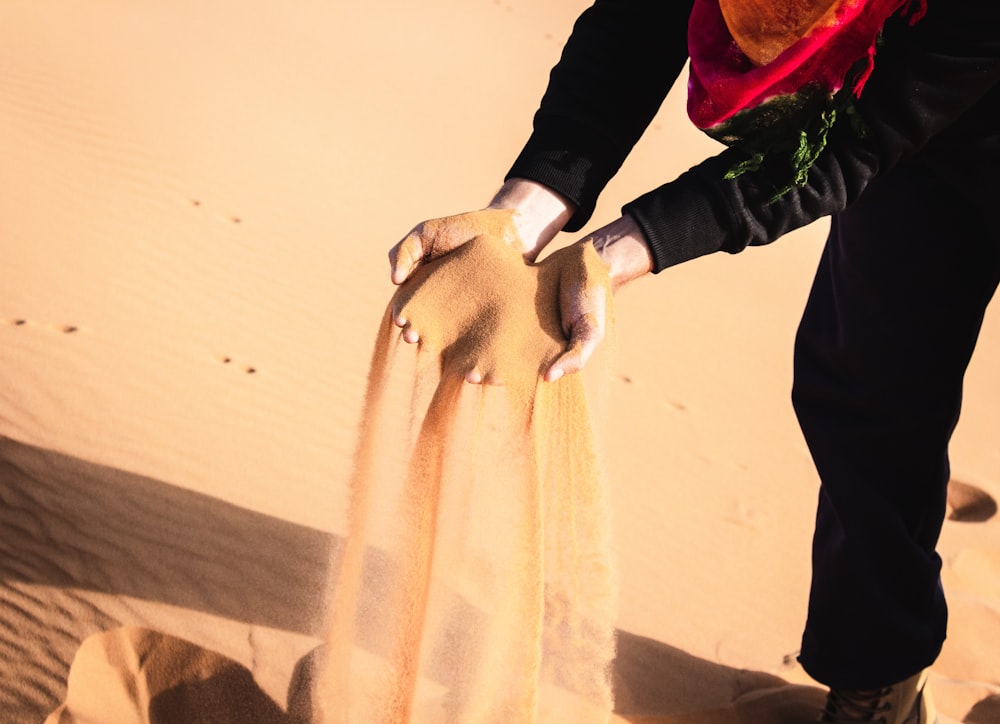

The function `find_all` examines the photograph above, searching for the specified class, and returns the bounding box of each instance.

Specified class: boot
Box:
[819,669,938,723]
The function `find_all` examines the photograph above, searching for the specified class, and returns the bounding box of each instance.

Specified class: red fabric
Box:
[687,0,922,130]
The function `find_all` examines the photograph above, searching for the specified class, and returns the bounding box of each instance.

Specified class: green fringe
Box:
[719,89,868,202]
[723,151,766,179]
[723,106,836,200]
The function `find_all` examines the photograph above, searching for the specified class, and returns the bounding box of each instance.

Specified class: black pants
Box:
[792,160,1000,689]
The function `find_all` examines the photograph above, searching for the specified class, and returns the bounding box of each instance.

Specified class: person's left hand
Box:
[542,215,654,380]
[536,242,612,382]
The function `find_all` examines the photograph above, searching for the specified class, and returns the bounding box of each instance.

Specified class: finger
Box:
[546,312,604,381]
[389,231,426,285]
[401,325,419,344]
[392,299,418,342]
[464,367,505,386]
[391,299,406,328]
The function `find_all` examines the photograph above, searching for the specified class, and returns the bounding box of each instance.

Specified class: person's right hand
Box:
[388,209,521,286]
[388,178,577,287]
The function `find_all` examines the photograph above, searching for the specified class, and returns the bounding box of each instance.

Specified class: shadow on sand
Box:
[3,437,831,722]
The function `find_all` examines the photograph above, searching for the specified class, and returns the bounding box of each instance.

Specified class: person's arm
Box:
[485,178,576,261]
[485,0,689,381]
[506,0,694,234]
[623,0,1000,273]
[524,0,998,380]
[389,0,692,286]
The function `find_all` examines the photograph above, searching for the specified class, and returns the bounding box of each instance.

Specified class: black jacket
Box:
[506,0,1000,272]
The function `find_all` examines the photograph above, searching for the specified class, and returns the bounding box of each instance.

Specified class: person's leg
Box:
[792,161,1000,690]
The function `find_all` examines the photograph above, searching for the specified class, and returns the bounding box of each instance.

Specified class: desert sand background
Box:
[1,0,997,721]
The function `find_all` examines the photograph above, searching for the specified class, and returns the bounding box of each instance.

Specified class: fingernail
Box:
[548,368,564,382]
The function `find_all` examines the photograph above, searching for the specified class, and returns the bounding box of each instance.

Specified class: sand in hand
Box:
[313,228,619,723]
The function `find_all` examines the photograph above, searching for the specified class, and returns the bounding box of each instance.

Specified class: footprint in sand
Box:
[215,354,257,376]
[188,198,243,225]
[946,479,997,523]
[2,318,83,334]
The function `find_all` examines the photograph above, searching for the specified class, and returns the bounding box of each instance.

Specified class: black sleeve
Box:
[625,0,1000,272]
[508,0,1000,272]
[505,0,694,232]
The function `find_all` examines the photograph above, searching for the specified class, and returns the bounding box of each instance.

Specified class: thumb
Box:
[545,310,604,382]
[389,229,429,285]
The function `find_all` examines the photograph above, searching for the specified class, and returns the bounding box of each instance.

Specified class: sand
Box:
[314,234,617,722]
[1,0,997,722]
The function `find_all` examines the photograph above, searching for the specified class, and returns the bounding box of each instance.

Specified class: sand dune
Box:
[0,438,327,719]
[1,0,997,721]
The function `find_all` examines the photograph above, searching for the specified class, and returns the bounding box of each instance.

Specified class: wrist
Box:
[587,215,654,290]
[487,178,576,259]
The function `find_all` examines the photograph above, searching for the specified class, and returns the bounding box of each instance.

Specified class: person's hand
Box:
[388,178,576,286]
[390,233,565,391]
[390,213,653,387]
[388,209,521,287]
[543,215,654,381]
[536,242,612,382]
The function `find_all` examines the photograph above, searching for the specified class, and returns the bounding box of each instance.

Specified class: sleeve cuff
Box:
[623,172,732,273]
[506,116,633,232]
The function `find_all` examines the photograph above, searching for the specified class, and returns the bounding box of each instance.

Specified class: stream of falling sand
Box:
[314,233,619,723]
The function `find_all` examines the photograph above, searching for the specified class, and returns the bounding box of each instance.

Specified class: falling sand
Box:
[313,225,620,723]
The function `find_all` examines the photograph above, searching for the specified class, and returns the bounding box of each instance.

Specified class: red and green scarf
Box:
[687,0,927,196]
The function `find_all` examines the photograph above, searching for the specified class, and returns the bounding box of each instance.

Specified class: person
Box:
[387,1,1000,721]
